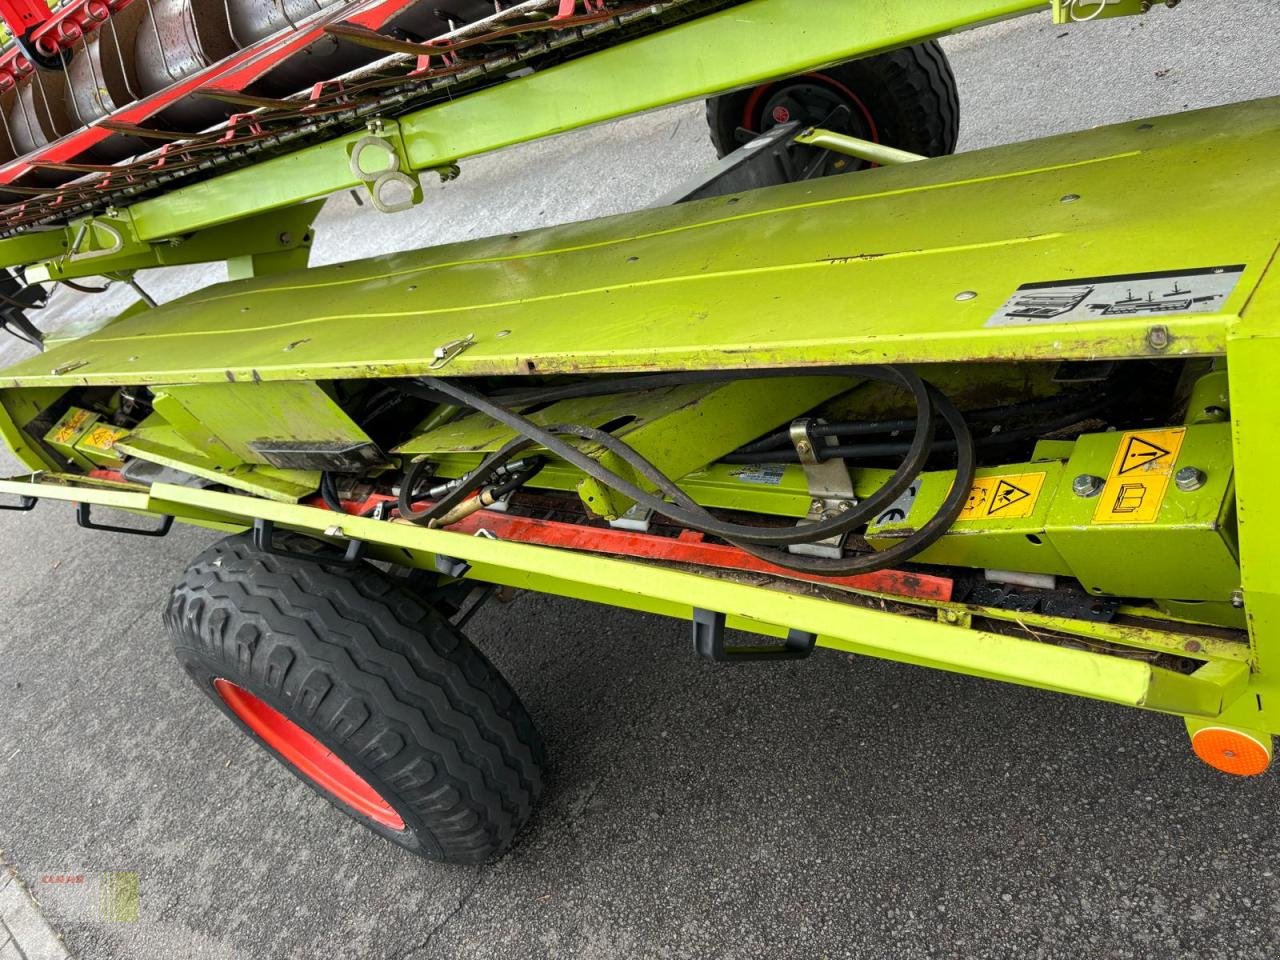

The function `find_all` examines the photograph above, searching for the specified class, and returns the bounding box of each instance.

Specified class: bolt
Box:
[954,290,978,302]
[1231,589,1245,609]
[810,499,824,514]
[1184,640,1202,653]
[1072,474,1104,498]
[1174,466,1206,492]
[1146,325,1171,351]
[278,231,292,246]
[1138,0,1151,11]
[796,441,812,457]
[1060,193,1080,203]
[837,501,852,513]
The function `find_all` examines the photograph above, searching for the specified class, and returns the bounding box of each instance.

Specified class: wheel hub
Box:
[746,75,879,176]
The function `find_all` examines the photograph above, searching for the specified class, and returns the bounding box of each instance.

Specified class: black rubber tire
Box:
[165,531,545,864]
[706,40,959,167]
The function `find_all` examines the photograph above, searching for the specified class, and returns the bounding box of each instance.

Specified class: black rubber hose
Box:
[411,375,975,574]
[415,368,938,547]
[397,435,536,525]
[526,394,974,575]
[728,384,975,574]
[319,471,345,514]
[489,456,547,500]
[722,395,1114,465]
[735,390,1111,456]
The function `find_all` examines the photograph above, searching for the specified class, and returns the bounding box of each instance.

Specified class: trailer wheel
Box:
[705,41,959,178]
[165,531,544,864]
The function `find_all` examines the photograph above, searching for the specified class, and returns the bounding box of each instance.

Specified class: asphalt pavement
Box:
[1,3,1279,958]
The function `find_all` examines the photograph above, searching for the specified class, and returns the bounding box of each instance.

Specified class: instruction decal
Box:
[873,479,921,527]
[957,472,1046,521]
[985,265,1244,328]
[1092,427,1185,525]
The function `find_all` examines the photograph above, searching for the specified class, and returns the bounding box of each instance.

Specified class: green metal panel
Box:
[114,422,320,502]
[151,381,374,467]
[1045,423,1238,601]
[3,98,1274,390]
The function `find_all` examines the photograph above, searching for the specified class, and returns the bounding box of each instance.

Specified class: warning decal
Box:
[1117,434,1175,474]
[957,472,1046,522]
[1093,427,1185,525]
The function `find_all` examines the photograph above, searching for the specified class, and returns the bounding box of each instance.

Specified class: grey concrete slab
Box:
[0,868,70,960]
[0,2,1278,959]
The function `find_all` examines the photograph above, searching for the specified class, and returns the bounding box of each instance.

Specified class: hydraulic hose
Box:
[405,369,976,574]
[414,367,938,547]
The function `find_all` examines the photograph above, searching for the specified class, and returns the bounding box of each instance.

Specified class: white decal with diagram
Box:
[986,266,1244,328]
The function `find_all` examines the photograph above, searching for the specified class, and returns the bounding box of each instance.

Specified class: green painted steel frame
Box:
[0,0,1056,273]
[0,472,1247,720]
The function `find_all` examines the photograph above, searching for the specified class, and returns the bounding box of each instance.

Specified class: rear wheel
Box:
[166,531,544,863]
[705,41,960,178]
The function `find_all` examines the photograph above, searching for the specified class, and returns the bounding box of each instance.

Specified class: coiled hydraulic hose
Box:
[400,367,976,575]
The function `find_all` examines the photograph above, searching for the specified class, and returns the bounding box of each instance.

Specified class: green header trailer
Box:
[0,0,1276,863]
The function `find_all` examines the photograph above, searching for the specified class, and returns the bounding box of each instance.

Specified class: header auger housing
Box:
[0,0,1276,863]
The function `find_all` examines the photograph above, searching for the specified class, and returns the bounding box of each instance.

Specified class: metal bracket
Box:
[348,123,424,214]
[608,503,653,532]
[692,609,816,662]
[429,332,476,369]
[788,418,855,559]
[66,219,125,264]
[252,517,363,563]
[76,501,173,538]
[433,554,472,579]
[1051,0,1173,23]
[0,494,37,512]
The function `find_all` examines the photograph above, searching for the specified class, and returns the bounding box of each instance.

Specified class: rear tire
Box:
[706,41,960,176]
[165,531,544,864]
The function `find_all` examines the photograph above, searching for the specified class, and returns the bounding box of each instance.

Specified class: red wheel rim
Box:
[214,679,405,831]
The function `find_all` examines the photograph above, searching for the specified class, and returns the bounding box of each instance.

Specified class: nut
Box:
[1174,466,1206,492]
[1072,474,1103,498]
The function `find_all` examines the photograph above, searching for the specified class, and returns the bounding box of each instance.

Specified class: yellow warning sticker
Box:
[1093,427,1186,525]
[79,424,126,453]
[51,407,94,445]
[956,472,1046,521]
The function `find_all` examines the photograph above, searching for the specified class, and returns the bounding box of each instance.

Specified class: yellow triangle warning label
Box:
[989,479,1032,514]
[956,472,1046,522]
[1118,436,1174,474]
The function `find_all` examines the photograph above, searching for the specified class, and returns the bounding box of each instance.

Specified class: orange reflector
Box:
[1191,726,1272,777]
